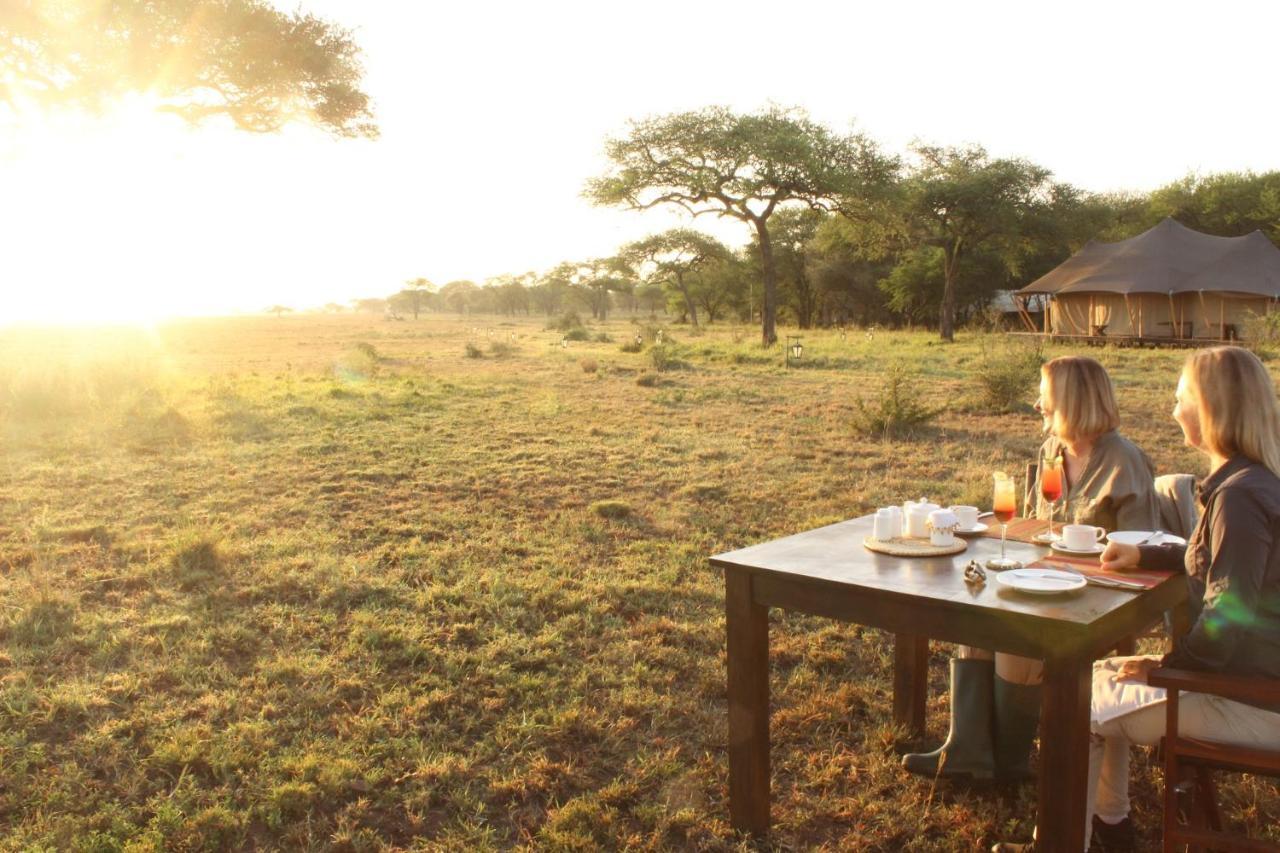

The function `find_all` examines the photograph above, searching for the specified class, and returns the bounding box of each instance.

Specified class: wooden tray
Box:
[863,535,967,557]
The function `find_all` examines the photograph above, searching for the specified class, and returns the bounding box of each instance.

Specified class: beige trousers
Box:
[955,645,1043,684]
[1084,656,1280,850]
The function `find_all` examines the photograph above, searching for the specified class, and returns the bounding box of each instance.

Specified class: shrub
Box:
[464,342,484,359]
[488,341,516,358]
[851,364,941,439]
[354,341,380,361]
[649,344,684,372]
[975,337,1044,412]
[636,372,659,387]
[564,328,591,342]
[546,311,585,332]
[1242,310,1280,358]
[580,359,598,373]
[590,500,632,519]
[594,332,612,343]
[170,533,224,590]
[620,338,643,353]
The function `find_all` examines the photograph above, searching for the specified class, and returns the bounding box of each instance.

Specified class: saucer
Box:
[1050,541,1105,556]
[954,522,989,536]
[1032,531,1062,544]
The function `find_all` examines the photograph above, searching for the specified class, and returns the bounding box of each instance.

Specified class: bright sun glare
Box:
[3,94,228,327]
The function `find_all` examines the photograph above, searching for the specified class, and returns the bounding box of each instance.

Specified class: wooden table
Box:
[712,515,1188,852]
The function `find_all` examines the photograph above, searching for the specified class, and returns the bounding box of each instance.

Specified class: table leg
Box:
[1037,656,1092,852]
[726,570,769,836]
[893,633,928,736]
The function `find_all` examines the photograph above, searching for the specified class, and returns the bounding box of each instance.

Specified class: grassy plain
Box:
[0,314,1274,851]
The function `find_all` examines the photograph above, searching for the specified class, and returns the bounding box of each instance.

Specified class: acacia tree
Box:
[397,277,434,319]
[622,229,730,328]
[891,144,1056,341]
[547,258,631,321]
[1,0,376,137]
[586,106,896,345]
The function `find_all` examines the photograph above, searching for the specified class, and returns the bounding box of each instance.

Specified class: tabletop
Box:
[712,514,1186,660]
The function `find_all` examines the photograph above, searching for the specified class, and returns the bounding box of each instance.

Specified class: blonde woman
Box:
[995,347,1280,852]
[903,356,1159,783]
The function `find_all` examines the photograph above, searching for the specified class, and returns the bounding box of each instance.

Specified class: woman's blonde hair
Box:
[1042,356,1120,443]
[1182,346,1280,477]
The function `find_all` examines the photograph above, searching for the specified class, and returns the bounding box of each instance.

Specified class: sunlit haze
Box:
[3,0,1279,325]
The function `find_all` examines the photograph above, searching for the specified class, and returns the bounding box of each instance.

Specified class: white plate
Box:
[1032,531,1062,544]
[1106,530,1186,547]
[996,568,1088,595]
[954,522,989,535]
[1050,541,1105,556]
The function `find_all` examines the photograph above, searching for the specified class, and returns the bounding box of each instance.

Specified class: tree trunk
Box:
[939,245,960,342]
[755,219,778,346]
[674,272,699,328]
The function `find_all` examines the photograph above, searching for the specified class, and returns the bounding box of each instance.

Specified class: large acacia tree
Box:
[1,0,376,137]
[586,106,896,345]
[891,144,1056,341]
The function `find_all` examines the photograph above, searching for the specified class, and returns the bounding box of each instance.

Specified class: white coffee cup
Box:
[950,505,979,529]
[874,508,898,540]
[1063,523,1105,550]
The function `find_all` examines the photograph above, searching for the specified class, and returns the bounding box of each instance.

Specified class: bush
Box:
[563,328,591,342]
[354,341,380,361]
[546,311,585,332]
[851,364,941,438]
[594,332,612,343]
[636,372,659,387]
[620,339,643,353]
[464,342,484,359]
[649,344,684,372]
[590,500,632,519]
[488,341,516,358]
[975,337,1044,412]
[580,359,598,373]
[1243,310,1280,358]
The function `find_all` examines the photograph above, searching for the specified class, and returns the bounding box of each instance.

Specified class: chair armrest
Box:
[1149,667,1280,706]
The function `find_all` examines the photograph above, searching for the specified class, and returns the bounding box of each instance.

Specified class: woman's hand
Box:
[1100,541,1140,573]
[1110,657,1161,685]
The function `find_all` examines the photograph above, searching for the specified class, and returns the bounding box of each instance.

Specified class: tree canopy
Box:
[622,229,731,328]
[1,0,377,137]
[883,144,1057,340]
[586,105,897,345]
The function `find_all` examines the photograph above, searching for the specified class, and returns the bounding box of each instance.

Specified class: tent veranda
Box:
[1015,218,1280,342]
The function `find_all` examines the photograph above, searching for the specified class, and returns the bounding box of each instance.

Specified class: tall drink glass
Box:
[1038,450,1063,543]
[986,471,1023,570]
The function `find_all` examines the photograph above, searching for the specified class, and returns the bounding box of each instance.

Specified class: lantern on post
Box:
[785,336,804,368]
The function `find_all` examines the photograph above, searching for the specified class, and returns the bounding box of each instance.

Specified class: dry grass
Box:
[0,314,1272,850]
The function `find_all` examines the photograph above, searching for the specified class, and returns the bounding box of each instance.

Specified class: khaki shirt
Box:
[1032,430,1160,533]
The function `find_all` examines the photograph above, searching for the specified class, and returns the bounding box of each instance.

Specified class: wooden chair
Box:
[1146,667,1280,852]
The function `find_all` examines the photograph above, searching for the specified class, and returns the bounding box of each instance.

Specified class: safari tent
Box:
[1013,218,1280,343]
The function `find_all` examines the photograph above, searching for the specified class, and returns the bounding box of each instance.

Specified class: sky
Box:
[3,0,1280,324]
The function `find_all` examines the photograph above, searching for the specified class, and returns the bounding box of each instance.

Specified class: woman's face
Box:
[1173,372,1203,450]
[1034,375,1055,435]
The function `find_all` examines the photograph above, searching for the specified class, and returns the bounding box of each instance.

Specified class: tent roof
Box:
[1018,218,1280,298]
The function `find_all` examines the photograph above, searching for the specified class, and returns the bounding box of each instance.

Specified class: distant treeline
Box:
[360,169,1279,334]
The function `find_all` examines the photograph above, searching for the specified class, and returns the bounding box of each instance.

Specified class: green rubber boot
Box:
[902,658,995,780]
[993,675,1041,783]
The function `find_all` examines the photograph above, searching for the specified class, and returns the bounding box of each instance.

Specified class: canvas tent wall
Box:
[1016,218,1280,340]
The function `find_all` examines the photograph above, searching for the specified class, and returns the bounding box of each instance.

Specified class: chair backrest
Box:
[1023,461,1038,518]
[1153,474,1199,540]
